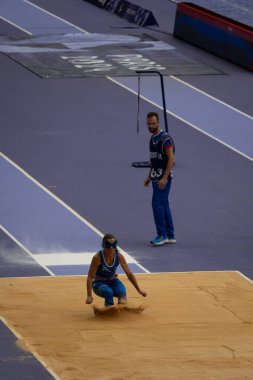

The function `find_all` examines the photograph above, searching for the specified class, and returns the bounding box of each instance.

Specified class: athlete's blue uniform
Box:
[149,130,175,239]
[92,250,126,306]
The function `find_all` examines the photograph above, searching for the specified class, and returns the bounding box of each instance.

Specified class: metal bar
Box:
[132,70,168,168]
[135,70,168,133]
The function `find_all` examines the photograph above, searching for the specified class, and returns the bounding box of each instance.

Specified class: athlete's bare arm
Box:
[118,253,147,297]
[86,253,100,304]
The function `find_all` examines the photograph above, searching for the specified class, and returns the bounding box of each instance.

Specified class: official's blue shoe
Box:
[150,236,169,246]
[167,236,176,244]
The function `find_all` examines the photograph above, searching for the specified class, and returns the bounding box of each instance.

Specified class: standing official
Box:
[144,112,176,246]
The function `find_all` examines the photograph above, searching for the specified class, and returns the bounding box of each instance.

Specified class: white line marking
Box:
[0,15,32,35]
[1,152,104,237]
[170,75,253,121]
[33,251,137,266]
[236,271,253,284]
[34,252,95,266]
[0,225,54,276]
[23,0,90,34]
[107,77,253,162]
[0,316,61,380]
[220,0,250,12]
[135,261,150,273]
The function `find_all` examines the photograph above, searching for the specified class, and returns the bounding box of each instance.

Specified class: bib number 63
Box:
[150,168,162,179]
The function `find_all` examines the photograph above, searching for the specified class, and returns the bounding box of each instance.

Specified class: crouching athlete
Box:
[86,233,147,307]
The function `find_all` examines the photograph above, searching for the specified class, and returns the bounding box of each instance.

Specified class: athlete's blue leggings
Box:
[92,278,126,307]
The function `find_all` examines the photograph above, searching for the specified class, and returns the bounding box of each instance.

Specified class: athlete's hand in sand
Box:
[86,296,93,304]
[139,290,147,297]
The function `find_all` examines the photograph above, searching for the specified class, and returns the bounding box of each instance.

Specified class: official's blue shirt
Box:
[149,130,175,181]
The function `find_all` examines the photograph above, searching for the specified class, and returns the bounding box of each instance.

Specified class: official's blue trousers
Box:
[92,278,126,307]
[152,180,175,238]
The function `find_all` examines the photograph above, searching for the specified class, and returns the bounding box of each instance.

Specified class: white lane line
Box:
[1,152,104,238]
[107,76,253,162]
[0,15,32,35]
[0,316,61,380]
[236,271,253,284]
[0,225,55,276]
[23,0,90,34]
[170,75,253,121]
[220,0,250,12]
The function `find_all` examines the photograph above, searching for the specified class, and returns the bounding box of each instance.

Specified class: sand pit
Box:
[0,272,253,379]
